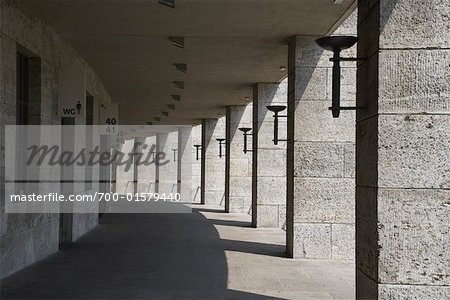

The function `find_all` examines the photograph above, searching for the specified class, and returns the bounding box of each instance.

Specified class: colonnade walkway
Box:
[0,206,354,300]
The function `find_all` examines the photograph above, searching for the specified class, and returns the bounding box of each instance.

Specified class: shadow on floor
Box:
[1,208,286,300]
[193,207,226,214]
[223,240,286,258]
[206,218,252,228]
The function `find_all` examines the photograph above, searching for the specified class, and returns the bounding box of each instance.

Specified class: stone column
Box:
[225,105,253,213]
[137,135,157,194]
[155,131,178,195]
[177,127,192,202]
[286,13,357,259]
[200,121,206,204]
[201,118,226,206]
[132,137,145,194]
[116,139,135,194]
[356,1,449,298]
[252,81,287,228]
[191,125,202,203]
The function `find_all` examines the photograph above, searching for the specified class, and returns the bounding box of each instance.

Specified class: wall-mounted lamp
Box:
[150,151,156,162]
[171,148,178,162]
[267,105,288,145]
[194,145,202,161]
[315,36,366,118]
[216,138,226,158]
[238,128,253,154]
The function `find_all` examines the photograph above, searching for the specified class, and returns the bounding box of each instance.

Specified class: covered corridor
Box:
[1,206,354,299]
[1,0,449,299]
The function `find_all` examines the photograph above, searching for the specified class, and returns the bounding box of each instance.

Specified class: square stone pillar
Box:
[137,135,157,194]
[155,131,178,195]
[225,104,253,213]
[116,139,135,194]
[177,127,192,202]
[132,137,145,194]
[252,81,287,228]
[201,118,226,206]
[191,125,202,203]
[286,13,357,259]
[356,1,449,298]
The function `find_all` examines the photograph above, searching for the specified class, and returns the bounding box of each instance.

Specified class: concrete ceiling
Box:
[22,0,356,125]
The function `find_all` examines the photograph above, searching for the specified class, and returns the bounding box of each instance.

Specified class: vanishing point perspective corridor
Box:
[1,205,354,299]
[1,0,449,299]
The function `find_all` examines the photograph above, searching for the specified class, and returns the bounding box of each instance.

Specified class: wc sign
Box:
[58,67,86,118]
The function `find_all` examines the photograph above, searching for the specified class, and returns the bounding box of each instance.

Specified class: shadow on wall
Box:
[192,185,201,202]
[256,86,279,132]
[379,0,398,34]
[178,127,192,159]
[229,107,246,141]
[0,207,285,300]
[204,118,218,149]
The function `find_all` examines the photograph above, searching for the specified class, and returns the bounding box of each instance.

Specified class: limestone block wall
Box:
[138,136,157,193]
[225,104,252,213]
[71,120,101,242]
[156,131,178,195]
[177,127,192,202]
[356,1,450,298]
[252,80,287,228]
[286,13,357,259]
[116,139,135,194]
[0,1,111,278]
[191,125,202,203]
[201,118,226,206]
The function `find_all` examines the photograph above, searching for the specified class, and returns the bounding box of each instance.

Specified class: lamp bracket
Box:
[330,106,366,111]
[329,57,367,62]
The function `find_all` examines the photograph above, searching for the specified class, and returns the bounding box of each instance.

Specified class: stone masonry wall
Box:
[356,1,450,298]
[225,104,252,213]
[201,118,226,206]
[191,125,202,203]
[252,80,287,228]
[286,12,357,259]
[0,0,111,278]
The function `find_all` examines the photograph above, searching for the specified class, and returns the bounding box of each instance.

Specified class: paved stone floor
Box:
[0,205,355,299]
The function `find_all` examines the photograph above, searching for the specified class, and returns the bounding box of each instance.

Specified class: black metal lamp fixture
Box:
[266,105,288,145]
[216,138,226,158]
[150,151,156,163]
[238,128,253,154]
[194,145,202,161]
[171,148,178,162]
[315,36,365,118]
